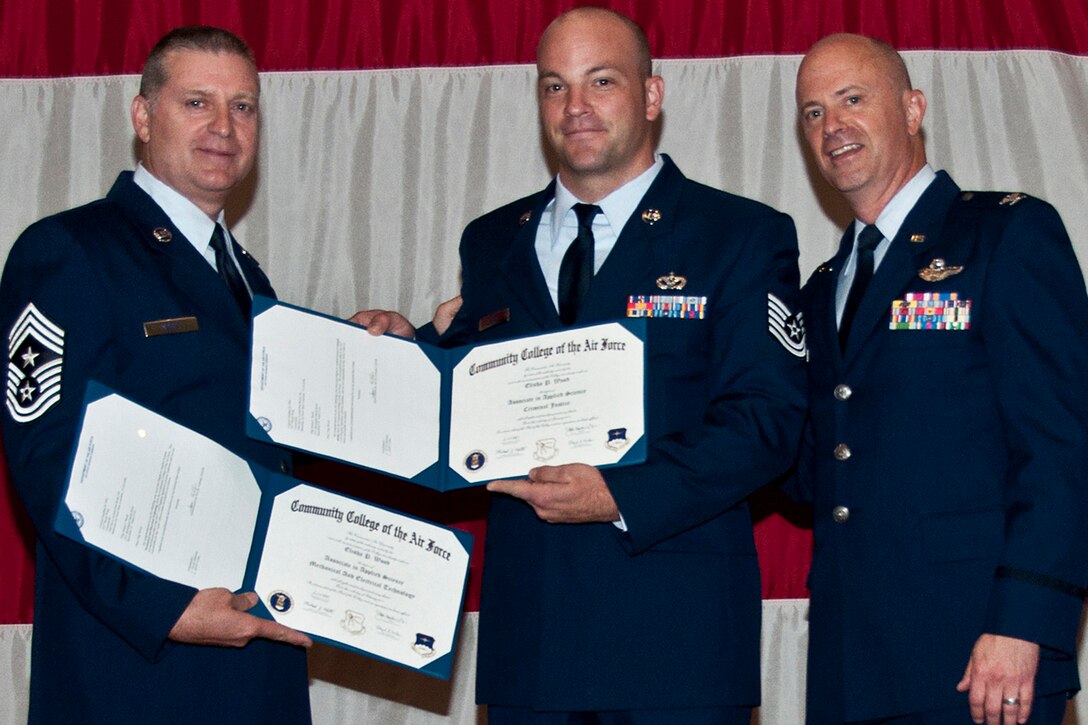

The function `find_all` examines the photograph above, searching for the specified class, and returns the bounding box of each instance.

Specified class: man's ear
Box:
[131,95,152,144]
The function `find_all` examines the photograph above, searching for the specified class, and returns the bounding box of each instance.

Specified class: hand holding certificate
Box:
[57,384,471,678]
[248,297,646,491]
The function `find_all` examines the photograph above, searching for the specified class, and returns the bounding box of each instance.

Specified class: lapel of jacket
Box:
[841,171,960,362]
[577,156,683,322]
[807,230,854,368]
[498,182,564,329]
[107,172,253,340]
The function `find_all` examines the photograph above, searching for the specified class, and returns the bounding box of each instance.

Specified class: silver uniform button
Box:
[833,443,851,461]
[832,505,850,523]
[834,384,852,401]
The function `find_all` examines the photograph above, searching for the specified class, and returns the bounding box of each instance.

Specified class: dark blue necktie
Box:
[557,203,601,326]
[209,224,251,318]
[839,224,883,351]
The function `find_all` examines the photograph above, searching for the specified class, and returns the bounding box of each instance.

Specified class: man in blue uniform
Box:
[426,8,806,723]
[0,27,312,723]
[794,33,1088,725]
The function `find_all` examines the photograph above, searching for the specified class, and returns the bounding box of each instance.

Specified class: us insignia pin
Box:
[152,227,172,243]
[641,208,661,225]
[1000,192,1026,206]
[656,272,686,290]
[518,211,531,225]
[7,302,64,423]
[918,258,964,282]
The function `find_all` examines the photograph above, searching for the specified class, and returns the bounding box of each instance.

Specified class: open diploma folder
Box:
[55,384,472,679]
[248,298,647,491]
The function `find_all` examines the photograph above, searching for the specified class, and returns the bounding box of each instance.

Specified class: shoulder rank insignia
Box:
[641,208,662,225]
[918,258,964,282]
[999,192,1027,206]
[7,302,64,423]
[518,211,531,225]
[655,272,686,290]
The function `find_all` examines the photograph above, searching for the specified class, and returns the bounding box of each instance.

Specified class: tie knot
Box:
[209,224,228,252]
[573,203,601,230]
[857,224,883,252]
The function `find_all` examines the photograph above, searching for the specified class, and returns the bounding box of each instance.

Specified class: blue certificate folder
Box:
[56,382,473,680]
[247,296,648,492]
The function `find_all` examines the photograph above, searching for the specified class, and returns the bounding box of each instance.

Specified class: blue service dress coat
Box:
[0,172,311,723]
[430,156,808,711]
[797,171,1088,723]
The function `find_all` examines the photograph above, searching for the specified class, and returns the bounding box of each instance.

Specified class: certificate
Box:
[248,297,646,491]
[56,383,471,679]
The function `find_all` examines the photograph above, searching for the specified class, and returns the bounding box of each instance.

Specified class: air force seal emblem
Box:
[767,293,806,359]
[7,302,64,423]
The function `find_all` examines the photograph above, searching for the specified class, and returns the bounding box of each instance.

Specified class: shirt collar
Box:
[134,163,226,256]
[857,163,937,242]
[549,154,665,243]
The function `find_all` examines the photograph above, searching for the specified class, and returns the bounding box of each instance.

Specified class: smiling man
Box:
[425,7,807,723]
[0,26,312,724]
[793,33,1088,725]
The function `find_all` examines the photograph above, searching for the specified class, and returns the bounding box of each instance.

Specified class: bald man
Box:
[420,8,808,724]
[793,33,1088,725]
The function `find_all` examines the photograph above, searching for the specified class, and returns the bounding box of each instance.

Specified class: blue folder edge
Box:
[56,380,473,680]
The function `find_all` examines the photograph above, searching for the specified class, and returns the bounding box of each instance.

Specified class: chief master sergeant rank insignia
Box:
[7,302,64,423]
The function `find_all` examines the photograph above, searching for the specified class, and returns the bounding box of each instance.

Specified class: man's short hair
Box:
[140,26,257,101]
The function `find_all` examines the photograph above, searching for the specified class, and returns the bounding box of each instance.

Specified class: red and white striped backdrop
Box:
[1,4,1086,722]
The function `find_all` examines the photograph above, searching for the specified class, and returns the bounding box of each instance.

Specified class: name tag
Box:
[478,308,510,332]
[143,316,200,337]
[890,293,970,330]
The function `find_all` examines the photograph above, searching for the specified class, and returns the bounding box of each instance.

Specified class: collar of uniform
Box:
[133,163,228,268]
[546,154,666,249]
[844,163,937,278]
[857,163,937,248]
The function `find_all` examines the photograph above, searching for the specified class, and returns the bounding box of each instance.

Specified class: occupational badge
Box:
[641,208,662,225]
[917,258,963,282]
[7,302,64,423]
[909,234,926,243]
[655,272,686,290]
[767,293,806,358]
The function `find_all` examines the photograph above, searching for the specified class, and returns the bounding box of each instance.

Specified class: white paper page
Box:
[448,322,644,483]
[250,304,441,479]
[62,394,260,591]
[255,483,469,669]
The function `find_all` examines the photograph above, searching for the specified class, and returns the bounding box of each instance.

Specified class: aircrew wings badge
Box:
[768,293,806,359]
[7,302,64,423]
